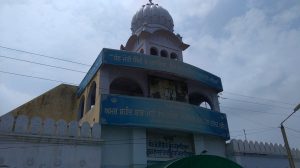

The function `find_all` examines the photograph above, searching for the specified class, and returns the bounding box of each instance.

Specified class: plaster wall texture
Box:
[227,139,300,168]
[79,70,101,125]
[147,32,183,60]
[0,114,102,168]
[8,84,78,122]
[101,126,147,168]
[193,134,226,157]
[127,32,183,61]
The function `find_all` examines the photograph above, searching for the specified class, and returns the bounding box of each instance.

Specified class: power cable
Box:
[0,70,77,86]
[220,96,291,110]
[2,68,298,119]
[284,132,300,139]
[0,55,87,74]
[230,126,275,133]
[230,127,277,138]
[286,127,300,134]
[224,110,277,128]
[221,105,300,118]
[0,45,91,67]
[1,67,296,119]
[0,45,297,109]
[222,91,295,106]
[221,105,284,116]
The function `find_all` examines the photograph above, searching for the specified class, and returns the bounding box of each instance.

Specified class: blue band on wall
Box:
[100,94,230,140]
[77,48,223,96]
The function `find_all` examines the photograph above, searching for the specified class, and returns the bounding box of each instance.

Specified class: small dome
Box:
[131,2,174,34]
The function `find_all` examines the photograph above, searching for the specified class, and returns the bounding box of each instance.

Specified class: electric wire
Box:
[230,127,277,138]
[221,105,284,116]
[0,45,91,66]
[286,127,300,134]
[1,68,297,119]
[1,68,298,119]
[222,91,295,106]
[0,55,87,73]
[230,126,276,133]
[224,110,277,128]
[0,45,297,108]
[220,96,291,110]
[0,70,77,85]
[0,46,298,149]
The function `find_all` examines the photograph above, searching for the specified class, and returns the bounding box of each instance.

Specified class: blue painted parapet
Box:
[77,48,223,95]
[100,94,230,140]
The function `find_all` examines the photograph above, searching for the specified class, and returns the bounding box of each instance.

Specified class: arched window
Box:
[78,96,85,119]
[140,49,144,54]
[86,81,96,112]
[150,47,158,56]
[189,93,212,110]
[160,50,168,58]
[170,53,178,60]
[110,78,143,97]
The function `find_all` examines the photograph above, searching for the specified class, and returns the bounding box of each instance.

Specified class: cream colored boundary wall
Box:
[227,139,300,168]
[0,114,103,168]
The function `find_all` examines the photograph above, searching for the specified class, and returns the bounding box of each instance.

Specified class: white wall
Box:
[0,114,102,168]
[101,126,147,168]
[194,134,226,157]
[227,139,300,168]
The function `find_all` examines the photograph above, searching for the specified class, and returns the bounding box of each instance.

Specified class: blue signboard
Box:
[100,94,230,140]
[77,48,223,95]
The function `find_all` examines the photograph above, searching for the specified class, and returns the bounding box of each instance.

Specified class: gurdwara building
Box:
[4,1,299,168]
[77,1,231,165]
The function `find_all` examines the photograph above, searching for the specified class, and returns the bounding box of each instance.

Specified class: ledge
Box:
[0,132,104,146]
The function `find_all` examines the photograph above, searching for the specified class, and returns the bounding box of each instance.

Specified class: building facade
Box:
[76,2,229,167]
[3,1,300,168]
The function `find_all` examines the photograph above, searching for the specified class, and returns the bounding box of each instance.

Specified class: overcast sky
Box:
[0,0,300,149]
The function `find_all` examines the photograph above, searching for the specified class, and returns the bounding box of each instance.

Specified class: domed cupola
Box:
[131,1,174,35]
[122,0,189,62]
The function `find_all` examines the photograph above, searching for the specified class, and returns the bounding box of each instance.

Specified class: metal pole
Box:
[243,129,247,141]
[280,124,295,168]
[280,103,300,168]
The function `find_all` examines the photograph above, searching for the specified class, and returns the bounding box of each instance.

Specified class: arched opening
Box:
[150,47,158,56]
[170,53,178,60]
[140,49,144,54]
[86,81,96,112]
[160,50,168,58]
[78,96,85,119]
[189,93,213,110]
[110,78,143,97]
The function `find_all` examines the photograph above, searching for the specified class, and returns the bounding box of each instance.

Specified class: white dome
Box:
[131,3,174,34]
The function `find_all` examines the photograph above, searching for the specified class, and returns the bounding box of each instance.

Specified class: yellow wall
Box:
[79,70,101,125]
[8,70,102,125]
[9,84,79,122]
